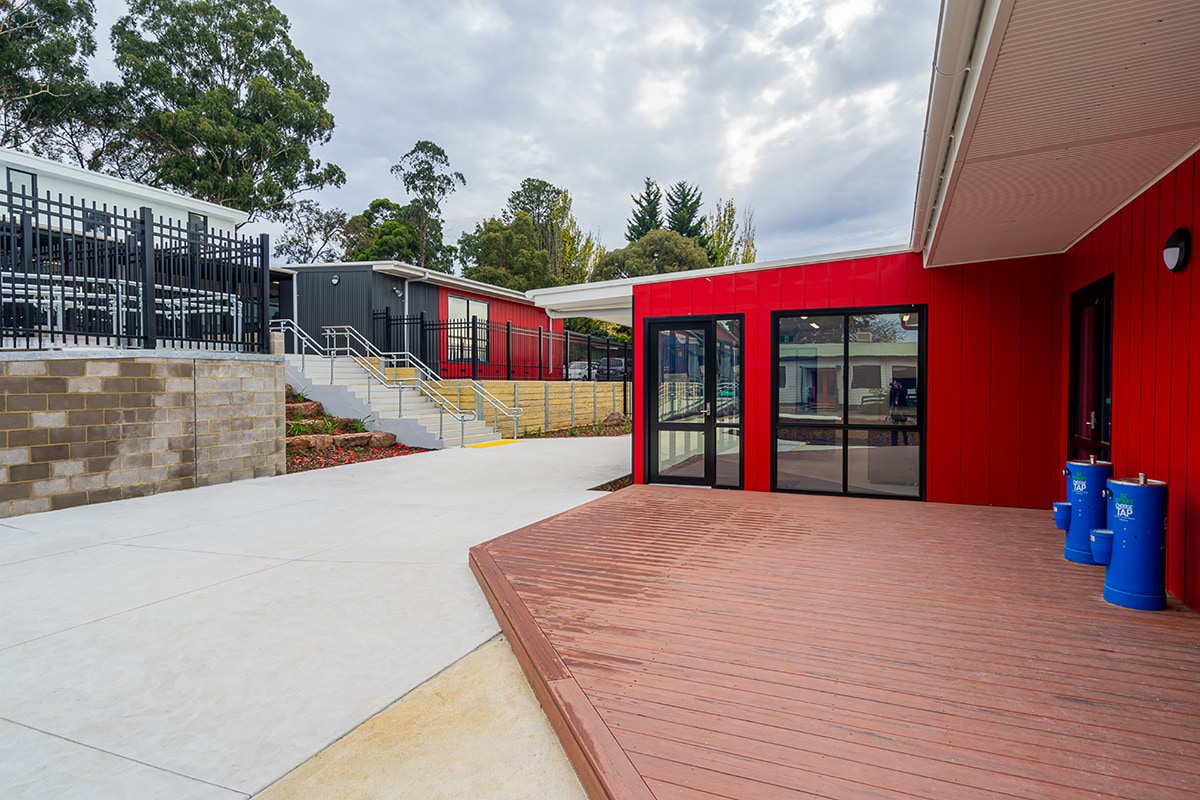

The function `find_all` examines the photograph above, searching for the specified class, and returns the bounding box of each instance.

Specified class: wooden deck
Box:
[469,485,1200,800]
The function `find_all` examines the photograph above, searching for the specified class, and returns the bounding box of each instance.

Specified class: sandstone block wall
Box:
[0,352,285,518]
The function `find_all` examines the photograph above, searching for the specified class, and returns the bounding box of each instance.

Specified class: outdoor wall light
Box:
[392,286,404,298]
[330,274,340,286]
[1163,228,1190,272]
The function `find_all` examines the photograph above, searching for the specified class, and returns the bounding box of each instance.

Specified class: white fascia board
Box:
[367,262,534,303]
[0,147,249,223]
[922,0,1015,264]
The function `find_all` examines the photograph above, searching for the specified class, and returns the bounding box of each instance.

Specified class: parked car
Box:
[568,361,597,380]
[597,357,631,381]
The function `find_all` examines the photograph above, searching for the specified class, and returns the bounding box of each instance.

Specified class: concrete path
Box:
[254,636,586,800]
[0,437,628,799]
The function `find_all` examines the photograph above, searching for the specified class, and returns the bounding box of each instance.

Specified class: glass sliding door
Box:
[647,316,743,488]
[773,306,925,499]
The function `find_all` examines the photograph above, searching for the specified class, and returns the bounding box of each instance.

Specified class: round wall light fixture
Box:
[330,274,340,286]
[1163,228,1190,272]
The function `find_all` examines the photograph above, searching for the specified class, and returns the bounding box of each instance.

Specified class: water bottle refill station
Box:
[1052,460,1168,611]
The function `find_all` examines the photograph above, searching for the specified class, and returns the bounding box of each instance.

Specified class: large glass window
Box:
[447,295,490,362]
[775,307,923,498]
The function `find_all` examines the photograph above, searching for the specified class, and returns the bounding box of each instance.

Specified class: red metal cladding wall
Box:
[632,252,1062,509]
[437,286,565,378]
[1054,153,1200,608]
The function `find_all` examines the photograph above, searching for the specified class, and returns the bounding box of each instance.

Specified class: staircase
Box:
[283,354,503,448]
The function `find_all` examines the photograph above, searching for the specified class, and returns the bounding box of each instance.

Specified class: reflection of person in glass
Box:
[889,378,910,445]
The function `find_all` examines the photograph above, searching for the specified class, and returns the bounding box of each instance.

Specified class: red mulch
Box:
[287,444,429,474]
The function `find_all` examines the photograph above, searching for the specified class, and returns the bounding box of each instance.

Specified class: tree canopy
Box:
[110,0,344,223]
[391,140,465,271]
[704,198,757,267]
[0,0,96,151]
[593,229,709,281]
[666,180,706,244]
[458,211,554,292]
[274,199,346,263]
[625,177,663,242]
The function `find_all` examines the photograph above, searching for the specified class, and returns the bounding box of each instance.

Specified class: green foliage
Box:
[593,229,710,281]
[342,198,418,263]
[315,417,339,435]
[275,199,346,263]
[291,390,308,402]
[704,198,757,267]
[349,417,368,433]
[564,317,631,342]
[0,0,97,150]
[665,180,706,246]
[109,0,344,222]
[625,177,663,242]
[391,140,464,272]
[287,420,314,437]
[458,211,555,292]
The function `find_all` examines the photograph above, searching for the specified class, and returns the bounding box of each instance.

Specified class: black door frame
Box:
[1067,275,1114,461]
[770,304,927,500]
[644,314,745,489]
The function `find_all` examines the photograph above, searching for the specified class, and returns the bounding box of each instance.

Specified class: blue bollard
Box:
[1103,476,1168,611]
[1089,528,1113,565]
[1052,502,1072,531]
[1063,460,1112,565]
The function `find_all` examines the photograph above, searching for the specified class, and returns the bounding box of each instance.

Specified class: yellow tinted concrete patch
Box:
[465,440,519,449]
[253,636,585,800]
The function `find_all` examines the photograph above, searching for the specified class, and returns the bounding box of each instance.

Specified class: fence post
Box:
[537,326,544,380]
[138,207,156,350]
[587,335,594,380]
[514,384,519,438]
[544,381,549,431]
[258,233,270,353]
[420,311,429,362]
[593,379,597,425]
[384,306,393,352]
[505,321,512,380]
[571,382,575,428]
[470,315,479,381]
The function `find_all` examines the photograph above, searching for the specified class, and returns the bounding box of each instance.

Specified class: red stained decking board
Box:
[470,485,1200,800]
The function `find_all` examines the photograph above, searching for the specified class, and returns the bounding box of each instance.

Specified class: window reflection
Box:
[657,328,705,423]
[847,312,919,425]
[776,315,844,422]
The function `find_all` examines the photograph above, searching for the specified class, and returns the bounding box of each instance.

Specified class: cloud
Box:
[90,0,940,261]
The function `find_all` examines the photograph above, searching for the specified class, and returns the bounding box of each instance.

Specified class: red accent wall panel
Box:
[1054,151,1200,608]
[634,249,1057,509]
[436,285,564,379]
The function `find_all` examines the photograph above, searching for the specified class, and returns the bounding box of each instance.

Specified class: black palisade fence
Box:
[1,186,269,352]
[372,308,631,382]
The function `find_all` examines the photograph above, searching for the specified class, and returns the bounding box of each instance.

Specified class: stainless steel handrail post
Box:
[460,415,465,448]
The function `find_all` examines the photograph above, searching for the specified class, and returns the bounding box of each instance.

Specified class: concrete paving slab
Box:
[0,437,629,797]
[0,544,279,649]
[253,636,585,800]
[0,720,243,800]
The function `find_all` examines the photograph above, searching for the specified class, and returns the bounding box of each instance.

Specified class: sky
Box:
[90,0,942,264]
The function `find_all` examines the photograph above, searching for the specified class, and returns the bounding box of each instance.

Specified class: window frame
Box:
[82,208,113,236]
[771,304,927,501]
[446,294,491,363]
[6,167,37,212]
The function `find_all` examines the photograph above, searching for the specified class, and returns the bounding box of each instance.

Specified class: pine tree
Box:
[625,177,663,242]
[665,180,705,241]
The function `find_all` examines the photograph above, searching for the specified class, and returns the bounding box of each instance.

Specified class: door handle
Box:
[1085,411,1096,430]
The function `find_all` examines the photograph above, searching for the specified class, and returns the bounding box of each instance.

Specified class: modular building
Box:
[529,0,1200,610]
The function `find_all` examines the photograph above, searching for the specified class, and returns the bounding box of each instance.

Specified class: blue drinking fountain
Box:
[1061,458,1112,565]
[1102,474,1168,611]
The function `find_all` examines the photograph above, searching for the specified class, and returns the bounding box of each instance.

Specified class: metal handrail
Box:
[322,323,523,439]
[271,319,479,446]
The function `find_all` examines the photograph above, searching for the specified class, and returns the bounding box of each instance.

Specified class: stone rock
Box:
[602,412,627,426]
[368,431,397,448]
[286,434,334,455]
[286,400,324,419]
[332,432,374,448]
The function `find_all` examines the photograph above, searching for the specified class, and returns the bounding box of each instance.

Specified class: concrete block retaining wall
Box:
[0,350,285,518]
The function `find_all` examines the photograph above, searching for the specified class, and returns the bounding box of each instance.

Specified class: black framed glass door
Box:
[1068,276,1112,461]
[772,306,925,499]
[646,317,742,487]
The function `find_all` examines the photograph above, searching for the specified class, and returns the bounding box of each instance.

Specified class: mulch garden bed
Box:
[287,444,428,474]
[524,414,632,439]
[591,474,633,492]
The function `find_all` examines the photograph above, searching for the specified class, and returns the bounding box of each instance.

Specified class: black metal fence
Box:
[372,309,631,381]
[1,186,269,352]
